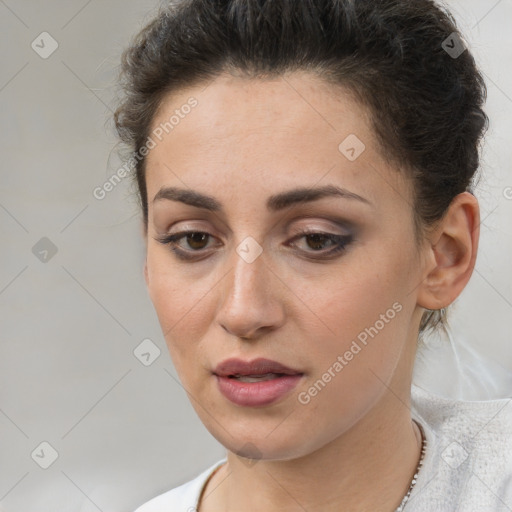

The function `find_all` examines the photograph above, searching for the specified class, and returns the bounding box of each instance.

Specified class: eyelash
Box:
[154,229,354,261]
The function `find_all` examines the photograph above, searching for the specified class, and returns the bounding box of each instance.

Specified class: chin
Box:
[207,422,320,462]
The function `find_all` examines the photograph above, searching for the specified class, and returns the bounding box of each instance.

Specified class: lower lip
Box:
[215,374,303,407]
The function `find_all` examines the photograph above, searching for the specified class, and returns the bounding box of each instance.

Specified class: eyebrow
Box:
[152,184,372,212]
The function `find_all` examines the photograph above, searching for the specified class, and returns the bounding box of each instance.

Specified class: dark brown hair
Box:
[114,0,488,334]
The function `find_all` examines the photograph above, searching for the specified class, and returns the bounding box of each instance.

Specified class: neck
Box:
[200,388,423,512]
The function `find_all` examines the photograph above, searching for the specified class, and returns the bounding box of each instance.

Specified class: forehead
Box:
[145,71,412,215]
[149,71,373,151]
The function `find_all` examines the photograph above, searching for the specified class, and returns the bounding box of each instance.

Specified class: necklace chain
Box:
[394,421,427,512]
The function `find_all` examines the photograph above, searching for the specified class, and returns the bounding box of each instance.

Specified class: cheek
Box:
[296,254,405,336]
[289,271,410,445]
[145,250,215,369]
[293,244,414,383]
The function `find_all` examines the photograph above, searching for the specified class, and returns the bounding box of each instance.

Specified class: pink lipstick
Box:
[213,357,304,407]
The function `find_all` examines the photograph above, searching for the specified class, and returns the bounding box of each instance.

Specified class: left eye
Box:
[154,230,353,260]
[287,231,353,258]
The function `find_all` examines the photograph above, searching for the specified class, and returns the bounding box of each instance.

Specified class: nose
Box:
[216,242,286,340]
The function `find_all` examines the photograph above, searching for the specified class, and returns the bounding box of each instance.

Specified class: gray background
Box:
[0,1,511,511]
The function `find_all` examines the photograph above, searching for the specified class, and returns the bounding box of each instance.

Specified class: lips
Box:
[213,357,303,378]
[212,357,304,406]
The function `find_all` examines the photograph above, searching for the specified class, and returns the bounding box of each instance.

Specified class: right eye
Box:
[154,231,219,260]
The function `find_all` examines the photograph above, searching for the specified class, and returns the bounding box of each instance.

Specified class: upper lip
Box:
[213,357,303,377]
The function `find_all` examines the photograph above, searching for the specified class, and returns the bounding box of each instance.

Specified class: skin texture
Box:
[142,71,479,512]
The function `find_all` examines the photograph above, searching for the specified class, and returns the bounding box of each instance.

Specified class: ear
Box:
[417,192,480,310]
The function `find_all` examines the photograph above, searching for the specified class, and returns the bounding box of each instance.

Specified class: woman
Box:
[114,0,512,510]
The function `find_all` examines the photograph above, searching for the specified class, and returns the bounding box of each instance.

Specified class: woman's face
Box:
[143,71,427,460]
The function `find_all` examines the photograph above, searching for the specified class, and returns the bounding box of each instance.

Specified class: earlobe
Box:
[417,192,480,310]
